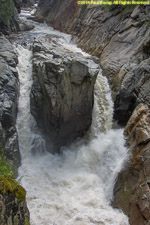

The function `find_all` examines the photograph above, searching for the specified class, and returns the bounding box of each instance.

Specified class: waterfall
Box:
[16,45,33,160]
[16,18,129,225]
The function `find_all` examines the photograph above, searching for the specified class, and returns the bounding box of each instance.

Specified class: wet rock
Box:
[114,57,150,125]
[113,104,150,225]
[31,35,98,152]
[21,0,37,7]
[0,36,20,175]
[19,21,35,31]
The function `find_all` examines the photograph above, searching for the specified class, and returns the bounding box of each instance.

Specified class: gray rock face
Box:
[21,0,38,7]
[113,104,150,225]
[35,3,150,125]
[19,21,35,31]
[114,57,150,125]
[0,36,20,175]
[31,36,98,152]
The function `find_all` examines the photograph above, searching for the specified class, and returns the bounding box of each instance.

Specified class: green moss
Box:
[0,0,14,23]
[102,5,113,12]
[15,184,26,201]
[0,149,26,202]
[25,216,31,225]
[0,176,26,201]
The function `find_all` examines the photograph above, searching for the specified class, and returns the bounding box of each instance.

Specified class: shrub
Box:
[0,0,14,23]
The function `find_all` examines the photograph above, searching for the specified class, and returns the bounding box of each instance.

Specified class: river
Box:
[15,8,129,225]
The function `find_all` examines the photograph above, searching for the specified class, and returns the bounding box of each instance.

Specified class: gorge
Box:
[0,1,150,225]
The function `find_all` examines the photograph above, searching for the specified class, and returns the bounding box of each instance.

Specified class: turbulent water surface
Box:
[16,9,129,225]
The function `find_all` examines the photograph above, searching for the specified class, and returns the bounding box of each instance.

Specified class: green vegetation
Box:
[121,5,136,14]
[0,148,13,177]
[102,5,114,12]
[82,76,92,84]
[25,216,31,225]
[0,0,14,23]
[0,148,26,202]
[0,176,26,201]
[102,4,136,13]
[80,4,87,16]
[89,2,135,13]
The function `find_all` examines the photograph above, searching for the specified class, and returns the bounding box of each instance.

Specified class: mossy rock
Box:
[25,216,31,225]
[0,176,26,202]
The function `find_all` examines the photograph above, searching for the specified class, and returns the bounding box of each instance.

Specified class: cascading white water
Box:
[16,14,129,225]
[16,45,33,160]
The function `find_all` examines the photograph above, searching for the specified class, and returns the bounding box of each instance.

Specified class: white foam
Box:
[19,129,128,225]
[16,31,129,225]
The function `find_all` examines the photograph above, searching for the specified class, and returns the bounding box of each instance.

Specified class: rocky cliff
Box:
[34,2,150,224]
[35,2,150,125]
[0,147,30,225]
[113,104,150,225]
[31,35,99,151]
[0,36,21,175]
[0,36,30,225]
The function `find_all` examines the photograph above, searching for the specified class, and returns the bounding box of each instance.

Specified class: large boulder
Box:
[113,103,150,225]
[31,35,99,152]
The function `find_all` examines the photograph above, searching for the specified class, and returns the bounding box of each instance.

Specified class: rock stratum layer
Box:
[35,3,150,125]
[31,35,99,152]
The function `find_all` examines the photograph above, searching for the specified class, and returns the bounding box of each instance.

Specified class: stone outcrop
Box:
[35,2,150,125]
[0,36,20,176]
[0,35,30,225]
[113,103,150,225]
[31,35,99,152]
[0,176,30,225]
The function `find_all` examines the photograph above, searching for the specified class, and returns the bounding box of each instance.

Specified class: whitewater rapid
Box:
[16,10,129,225]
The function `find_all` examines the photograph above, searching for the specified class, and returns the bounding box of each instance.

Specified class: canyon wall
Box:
[113,104,150,225]
[35,2,150,224]
[0,36,20,175]
[35,3,150,125]
[0,36,30,224]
